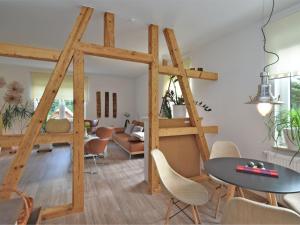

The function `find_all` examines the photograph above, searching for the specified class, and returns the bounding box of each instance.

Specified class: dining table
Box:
[204,157,300,206]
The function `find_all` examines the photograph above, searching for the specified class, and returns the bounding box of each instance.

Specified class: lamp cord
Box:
[262,0,280,72]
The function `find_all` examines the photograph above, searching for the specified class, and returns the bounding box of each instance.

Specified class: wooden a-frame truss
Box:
[0,6,218,220]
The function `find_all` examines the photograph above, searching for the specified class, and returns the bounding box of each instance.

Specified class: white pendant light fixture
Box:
[246,0,283,116]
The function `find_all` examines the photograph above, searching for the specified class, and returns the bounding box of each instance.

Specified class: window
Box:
[267,10,300,146]
[31,72,88,120]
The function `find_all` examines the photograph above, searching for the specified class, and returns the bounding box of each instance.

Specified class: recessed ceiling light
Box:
[130,18,136,22]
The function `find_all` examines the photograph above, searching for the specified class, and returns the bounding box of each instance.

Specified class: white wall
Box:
[135,73,167,120]
[188,22,274,160]
[86,74,137,127]
[0,63,137,130]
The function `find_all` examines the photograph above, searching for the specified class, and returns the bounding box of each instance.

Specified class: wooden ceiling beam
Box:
[104,12,115,47]
[0,43,61,62]
[159,65,218,80]
[76,42,153,64]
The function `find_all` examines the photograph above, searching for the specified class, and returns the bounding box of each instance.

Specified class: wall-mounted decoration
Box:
[113,93,117,118]
[96,91,101,118]
[105,92,109,117]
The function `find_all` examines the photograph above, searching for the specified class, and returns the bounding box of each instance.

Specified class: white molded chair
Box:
[209,141,243,218]
[221,197,300,224]
[151,149,209,224]
[284,193,300,215]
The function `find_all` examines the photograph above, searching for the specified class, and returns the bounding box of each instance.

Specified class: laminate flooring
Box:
[0,142,262,224]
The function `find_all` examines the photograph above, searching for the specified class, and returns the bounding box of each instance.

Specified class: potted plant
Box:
[266,108,300,161]
[123,112,130,127]
[160,75,212,118]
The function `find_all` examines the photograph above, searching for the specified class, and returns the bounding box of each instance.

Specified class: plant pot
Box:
[283,128,299,151]
[172,105,187,118]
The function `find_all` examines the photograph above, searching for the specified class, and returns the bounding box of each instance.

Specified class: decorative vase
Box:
[172,105,187,118]
[283,128,299,151]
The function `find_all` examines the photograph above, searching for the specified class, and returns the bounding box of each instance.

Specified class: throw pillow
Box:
[131,131,144,141]
[124,123,134,135]
[131,125,143,133]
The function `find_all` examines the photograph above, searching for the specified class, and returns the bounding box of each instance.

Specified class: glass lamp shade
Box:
[256,102,273,116]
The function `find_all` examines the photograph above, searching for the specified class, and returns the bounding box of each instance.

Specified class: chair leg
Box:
[212,185,222,218]
[164,198,173,225]
[93,156,98,173]
[210,184,222,201]
[194,206,201,224]
[191,206,199,224]
[215,195,221,219]
[238,187,245,198]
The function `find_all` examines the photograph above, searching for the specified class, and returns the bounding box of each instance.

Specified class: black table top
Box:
[204,157,300,194]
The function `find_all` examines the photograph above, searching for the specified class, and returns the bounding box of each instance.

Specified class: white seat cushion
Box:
[284,193,300,215]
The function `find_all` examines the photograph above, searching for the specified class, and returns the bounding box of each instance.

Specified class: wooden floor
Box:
[0,142,261,224]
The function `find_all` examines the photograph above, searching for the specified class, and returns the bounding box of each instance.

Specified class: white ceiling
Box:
[0,0,299,77]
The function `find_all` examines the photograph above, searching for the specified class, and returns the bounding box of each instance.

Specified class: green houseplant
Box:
[160,75,212,118]
[266,108,300,161]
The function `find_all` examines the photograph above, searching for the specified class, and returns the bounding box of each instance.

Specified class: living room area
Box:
[2,0,300,225]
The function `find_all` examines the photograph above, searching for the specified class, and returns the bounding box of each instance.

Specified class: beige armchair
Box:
[151,149,208,224]
[221,197,300,224]
[209,141,243,218]
[284,193,300,215]
[38,118,71,152]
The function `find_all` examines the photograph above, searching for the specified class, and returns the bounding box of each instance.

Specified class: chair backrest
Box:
[151,149,208,203]
[45,119,71,133]
[84,138,109,154]
[210,141,241,159]
[96,127,114,139]
[221,197,300,224]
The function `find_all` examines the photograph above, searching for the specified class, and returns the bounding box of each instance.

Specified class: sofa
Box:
[112,120,144,158]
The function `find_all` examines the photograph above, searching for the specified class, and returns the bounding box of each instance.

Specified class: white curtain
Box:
[31,71,89,101]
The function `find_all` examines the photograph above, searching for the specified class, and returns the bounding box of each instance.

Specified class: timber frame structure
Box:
[0,7,218,220]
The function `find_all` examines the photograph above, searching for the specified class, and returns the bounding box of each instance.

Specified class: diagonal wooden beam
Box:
[72,50,85,211]
[0,7,93,199]
[163,28,210,161]
[104,12,115,47]
[0,43,61,62]
[148,24,160,194]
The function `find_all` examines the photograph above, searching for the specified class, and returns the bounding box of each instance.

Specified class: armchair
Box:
[84,138,109,174]
[84,119,99,135]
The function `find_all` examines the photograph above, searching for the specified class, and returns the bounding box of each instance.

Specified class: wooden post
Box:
[163,28,210,161]
[0,6,93,199]
[104,12,115,47]
[72,50,85,212]
[148,24,160,194]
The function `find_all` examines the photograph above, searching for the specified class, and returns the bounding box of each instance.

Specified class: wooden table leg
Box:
[226,185,236,203]
[266,193,278,206]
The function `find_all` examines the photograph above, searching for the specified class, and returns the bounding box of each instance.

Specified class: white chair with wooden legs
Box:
[221,197,300,224]
[151,149,209,224]
[284,193,300,215]
[209,141,244,218]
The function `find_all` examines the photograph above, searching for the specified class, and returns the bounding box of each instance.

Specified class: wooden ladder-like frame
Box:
[0,7,218,220]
